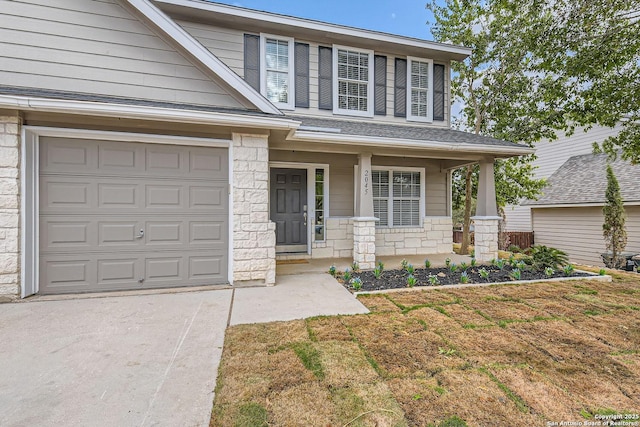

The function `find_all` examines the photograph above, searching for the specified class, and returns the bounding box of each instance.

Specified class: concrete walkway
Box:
[0,273,368,427]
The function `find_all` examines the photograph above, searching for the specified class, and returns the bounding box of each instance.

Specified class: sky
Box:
[209,0,436,41]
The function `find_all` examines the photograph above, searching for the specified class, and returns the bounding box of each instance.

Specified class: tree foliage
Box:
[602,164,627,268]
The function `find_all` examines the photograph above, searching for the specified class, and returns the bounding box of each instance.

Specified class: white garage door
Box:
[39,137,228,294]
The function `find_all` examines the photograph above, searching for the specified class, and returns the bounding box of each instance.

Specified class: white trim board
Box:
[124,0,282,115]
[20,127,234,297]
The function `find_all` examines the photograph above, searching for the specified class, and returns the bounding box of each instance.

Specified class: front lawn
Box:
[211,270,640,426]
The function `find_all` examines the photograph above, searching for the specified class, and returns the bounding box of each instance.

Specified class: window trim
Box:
[406,56,434,123]
[354,165,426,228]
[332,44,375,118]
[260,33,295,110]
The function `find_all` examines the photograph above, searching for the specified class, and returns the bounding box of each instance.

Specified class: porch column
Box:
[472,159,500,262]
[232,133,276,286]
[353,153,377,270]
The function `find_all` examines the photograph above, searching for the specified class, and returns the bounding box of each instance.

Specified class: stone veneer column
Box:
[472,216,500,263]
[232,133,276,286]
[0,111,21,299]
[353,218,376,270]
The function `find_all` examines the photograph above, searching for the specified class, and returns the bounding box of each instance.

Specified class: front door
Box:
[270,168,308,252]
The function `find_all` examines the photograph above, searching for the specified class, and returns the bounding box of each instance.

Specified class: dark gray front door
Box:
[270,168,308,252]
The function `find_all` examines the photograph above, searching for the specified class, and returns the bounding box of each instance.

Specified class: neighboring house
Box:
[505,125,622,232]
[0,0,532,298]
[523,153,640,266]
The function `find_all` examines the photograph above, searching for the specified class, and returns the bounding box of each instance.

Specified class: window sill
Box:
[333,109,374,118]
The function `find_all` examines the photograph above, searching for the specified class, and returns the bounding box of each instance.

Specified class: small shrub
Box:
[449,263,457,273]
[406,264,415,274]
[424,258,431,268]
[529,245,569,269]
[563,264,575,276]
[351,262,360,273]
[516,260,527,270]
[406,274,417,287]
[400,258,409,269]
[459,271,469,284]
[445,257,452,267]
[328,265,336,277]
[351,277,362,291]
[544,267,554,277]
[509,268,521,281]
[459,262,468,271]
[495,259,505,270]
[470,257,477,267]
[508,255,517,267]
[373,267,382,279]
[479,268,490,281]
[429,275,440,286]
[599,268,606,276]
[343,268,351,282]
[508,244,522,253]
[377,261,384,272]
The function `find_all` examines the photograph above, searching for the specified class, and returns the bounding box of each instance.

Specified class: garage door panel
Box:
[40,139,96,173]
[39,137,229,294]
[41,221,91,250]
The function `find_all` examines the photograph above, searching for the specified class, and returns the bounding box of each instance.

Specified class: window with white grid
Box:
[372,169,423,227]
[407,57,433,122]
[261,34,294,110]
[333,46,374,117]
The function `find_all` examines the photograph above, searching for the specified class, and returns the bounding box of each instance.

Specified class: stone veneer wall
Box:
[472,217,499,262]
[353,218,376,269]
[0,112,21,299]
[232,133,276,285]
[311,217,353,259]
[375,217,453,256]
[312,216,453,260]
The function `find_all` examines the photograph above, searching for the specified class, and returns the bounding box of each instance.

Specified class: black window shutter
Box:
[433,64,445,121]
[295,42,310,108]
[243,34,260,91]
[394,58,407,117]
[374,55,387,116]
[318,46,333,110]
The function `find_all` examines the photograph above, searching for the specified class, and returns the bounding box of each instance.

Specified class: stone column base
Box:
[472,216,500,263]
[353,217,377,270]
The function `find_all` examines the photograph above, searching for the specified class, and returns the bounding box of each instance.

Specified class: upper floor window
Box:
[333,46,374,117]
[406,57,434,122]
[261,34,295,110]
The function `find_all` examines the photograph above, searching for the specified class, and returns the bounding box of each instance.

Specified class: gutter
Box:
[0,94,300,130]
[291,130,535,157]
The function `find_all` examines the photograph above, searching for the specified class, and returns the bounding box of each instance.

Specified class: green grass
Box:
[234,402,268,427]
[290,342,325,380]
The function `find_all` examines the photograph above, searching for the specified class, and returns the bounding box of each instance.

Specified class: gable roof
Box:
[154,0,471,61]
[123,0,282,115]
[524,153,640,206]
[288,115,533,156]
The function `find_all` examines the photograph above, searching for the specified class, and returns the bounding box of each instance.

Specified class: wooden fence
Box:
[453,230,535,249]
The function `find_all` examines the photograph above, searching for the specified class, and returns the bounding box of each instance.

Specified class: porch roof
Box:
[287,115,534,157]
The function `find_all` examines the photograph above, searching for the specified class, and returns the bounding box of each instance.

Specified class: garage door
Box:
[39,137,229,294]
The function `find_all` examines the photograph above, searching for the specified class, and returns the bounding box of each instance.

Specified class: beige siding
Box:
[531,206,640,266]
[176,18,451,126]
[505,125,622,231]
[0,0,247,108]
[505,205,533,231]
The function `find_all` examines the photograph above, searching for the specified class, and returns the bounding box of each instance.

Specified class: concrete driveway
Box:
[0,290,232,427]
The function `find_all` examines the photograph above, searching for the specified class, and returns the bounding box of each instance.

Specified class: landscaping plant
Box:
[544,267,554,277]
[460,271,469,284]
[406,274,417,287]
[529,245,568,270]
[602,164,627,269]
[459,262,468,271]
[563,264,575,276]
[400,258,409,269]
[350,277,362,291]
[377,261,384,272]
[445,257,451,268]
[424,259,431,268]
[479,268,490,282]
[351,262,360,273]
[343,268,351,282]
[470,257,477,267]
[328,265,336,277]
[428,275,440,286]
[509,268,521,281]
[406,264,415,274]
[599,268,606,276]
[373,266,382,279]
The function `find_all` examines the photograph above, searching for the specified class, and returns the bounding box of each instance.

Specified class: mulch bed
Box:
[340,265,592,292]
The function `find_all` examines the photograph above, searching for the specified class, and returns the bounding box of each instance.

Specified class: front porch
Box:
[276,253,474,276]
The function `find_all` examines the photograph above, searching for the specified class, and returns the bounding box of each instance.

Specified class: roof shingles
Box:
[524,153,640,206]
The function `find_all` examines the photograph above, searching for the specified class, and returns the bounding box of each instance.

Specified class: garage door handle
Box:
[136,229,144,239]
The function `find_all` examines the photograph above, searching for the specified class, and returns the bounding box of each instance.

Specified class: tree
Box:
[602,164,627,268]
[429,0,550,254]
[429,0,639,254]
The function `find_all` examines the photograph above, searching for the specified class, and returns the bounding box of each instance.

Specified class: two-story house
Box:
[0,0,532,298]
